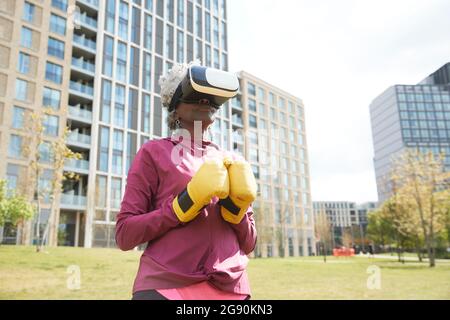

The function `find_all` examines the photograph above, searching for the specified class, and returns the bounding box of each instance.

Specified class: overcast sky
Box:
[227,0,450,204]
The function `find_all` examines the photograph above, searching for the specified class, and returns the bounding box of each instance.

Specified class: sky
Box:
[226,0,450,204]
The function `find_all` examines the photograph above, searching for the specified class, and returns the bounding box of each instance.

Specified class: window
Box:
[131,6,141,45]
[205,12,211,42]
[155,18,163,55]
[114,85,125,126]
[177,30,184,63]
[144,14,153,50]
[126,133,137,174]
[98,126,110,171]
[143,52,152,91]
[15,79,28,101]
[269,92,276,106]
[164,24,174,60]
[213,48,219,69]
[43,87,61,109]
[248,82,256,96]
[119,1,129,40]
[23,2,35,23]
[205,44,211,66]
[142,94,151,133]
[111,178,122,209]
[187,1,193,33]
[95,176,107,207]
[129,46,140,86]
[12,106,25,129]
[20,27,33,48]
[221,21,228,51]
[17,52,30,74]
[128,88,138,130]
[43,114,59,136]
[213,17,219,47]
[249,148,258,162]
[221,52,228,70]
[177,0,184,28]
[249,131,258,145]
[112,130,123,175]
[258,87,266,101]
[103,35,114,77]
[195,6,202,38]
[50,14,66,35]
[105,0,115,33]
[116,42,127,83]
[45,62,63,84]
[101,80,112,123]
[195,39,203,62]
[248,98,256,112]
[52,0,68,12]
[48,37,65,59]
[8,134,23,158]
[38,141,53,163]
[249,114,257,128]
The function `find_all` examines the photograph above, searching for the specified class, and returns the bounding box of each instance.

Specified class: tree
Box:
[314,210,332,262]
[22,107,81,251]
[391,150,450,267]
[0,180,34,245]
[341,228,353,249]
[367,208,396,253]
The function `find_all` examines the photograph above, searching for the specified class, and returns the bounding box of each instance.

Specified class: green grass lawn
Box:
[0,246,449,300]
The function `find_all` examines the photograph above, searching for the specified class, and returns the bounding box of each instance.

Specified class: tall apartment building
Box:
[221,71,316,257]
[370,63,450,202]
[0,0,230,247]
[313,201,376,249]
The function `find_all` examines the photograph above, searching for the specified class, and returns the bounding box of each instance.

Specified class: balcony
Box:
[76,0,99,10]
[74,11,97,31]
[232,114,244,127]
[73,33,96,54]
[69,80,94,99]
[68,104,93,124]
[232,131,244,144]
[64,158,90,174]
[60,193,87,209]
[231,97,242,111]
[67,130,91,149]
[71,57,95,76]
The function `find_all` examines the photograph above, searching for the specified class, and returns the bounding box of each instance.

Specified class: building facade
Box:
[313,201,376,251]
[0,0,230,247]
[370,63,450,203]
[226,71,316,257]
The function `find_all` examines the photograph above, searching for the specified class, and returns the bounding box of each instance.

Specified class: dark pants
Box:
[132,289,251,300]
[132,289,168,300]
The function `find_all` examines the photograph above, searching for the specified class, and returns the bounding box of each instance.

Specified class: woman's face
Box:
[176,99,218,129]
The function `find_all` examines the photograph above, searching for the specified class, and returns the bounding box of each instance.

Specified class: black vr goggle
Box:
[168,66,240,112]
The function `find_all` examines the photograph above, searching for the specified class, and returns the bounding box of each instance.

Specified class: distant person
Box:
[368,244,374,258]
[115,61,257,300]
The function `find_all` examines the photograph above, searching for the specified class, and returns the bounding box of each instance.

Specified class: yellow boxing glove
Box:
[173,159,229,223]
[219,159,257,224]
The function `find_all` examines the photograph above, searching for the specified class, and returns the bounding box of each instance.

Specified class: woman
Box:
[115,61,258,300]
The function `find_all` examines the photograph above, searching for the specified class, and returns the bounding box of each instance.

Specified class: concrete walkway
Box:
[354,253,450,263]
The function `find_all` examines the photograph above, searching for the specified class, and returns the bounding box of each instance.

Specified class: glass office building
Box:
[370,63,450,203]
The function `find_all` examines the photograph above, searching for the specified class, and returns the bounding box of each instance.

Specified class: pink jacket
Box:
[115,135,257,296]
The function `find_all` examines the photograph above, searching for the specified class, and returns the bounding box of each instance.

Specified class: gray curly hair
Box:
[159,59,201,130]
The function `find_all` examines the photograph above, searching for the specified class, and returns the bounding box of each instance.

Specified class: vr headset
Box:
[168,66,240,112]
